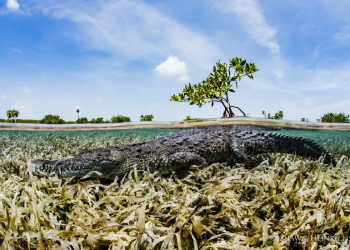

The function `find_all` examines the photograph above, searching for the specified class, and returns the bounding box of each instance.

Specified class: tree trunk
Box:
[220,100,246,118]
[230,105,246,117]
[221,101,234,118]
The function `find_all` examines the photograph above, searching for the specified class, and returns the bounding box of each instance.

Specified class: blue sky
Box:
[1,0,350,121]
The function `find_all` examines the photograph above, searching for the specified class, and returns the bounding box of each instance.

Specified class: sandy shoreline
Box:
[1,118,350,131]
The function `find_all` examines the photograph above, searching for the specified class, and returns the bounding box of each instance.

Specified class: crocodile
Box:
[30,127,334,180]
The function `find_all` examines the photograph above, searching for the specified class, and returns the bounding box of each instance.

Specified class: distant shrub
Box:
[262,110,284,120]
[111,115,131,123]
[77,117,89,124]
[321,112,349,123]
[300,118,309,122]
[41,114,65,124]
[184,115,192,121]
[140,114,154,122]
[90,117,104,123]
[274,111,284,120]
[183,115,205,123]
[0,119,40,124]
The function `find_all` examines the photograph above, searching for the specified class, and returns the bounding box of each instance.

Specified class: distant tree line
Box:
[260,111,350,123]
[321,112,349,123]
[2,108,349,125]
[0,110,154,124]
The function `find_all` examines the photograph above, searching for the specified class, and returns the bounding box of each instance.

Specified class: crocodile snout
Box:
[29,159,57,177]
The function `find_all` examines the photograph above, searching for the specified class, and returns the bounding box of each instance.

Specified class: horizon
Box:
[1,0,350,122]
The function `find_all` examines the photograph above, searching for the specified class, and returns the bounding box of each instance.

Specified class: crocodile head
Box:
[30,149,128,180]
[29,159,59,177]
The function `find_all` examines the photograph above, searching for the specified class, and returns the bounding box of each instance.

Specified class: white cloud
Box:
[214,0,279,53]
[31,0,220,75]
[6,0,20,11]
[154,56,189,82]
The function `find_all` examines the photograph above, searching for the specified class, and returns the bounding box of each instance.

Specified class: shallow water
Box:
[0,128,175,145]
[0,127,349,158]
[272,128,350,158]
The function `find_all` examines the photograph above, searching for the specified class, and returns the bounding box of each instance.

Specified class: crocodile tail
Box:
[245,132,335,165]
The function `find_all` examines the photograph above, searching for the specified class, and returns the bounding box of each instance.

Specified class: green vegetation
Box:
[300,117,309,122]
[76,117,88,124]
[0,119,40,124]
[0,112,133,124]
[90,117,104,123]
[183,115,205,123]
[261,110,284,120]
[321,112,349,123]
[6,109,20,123]
[111,115,131,123]
[140,114,154,122]
[171,57,258,118]
[41,114,65,124]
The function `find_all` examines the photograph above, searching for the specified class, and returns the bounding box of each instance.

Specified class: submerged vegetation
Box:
[0,129,350,248]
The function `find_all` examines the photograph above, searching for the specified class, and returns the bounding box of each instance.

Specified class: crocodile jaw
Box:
[29,159,58,177]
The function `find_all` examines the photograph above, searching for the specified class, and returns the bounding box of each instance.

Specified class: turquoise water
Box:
[0,129,177,165]
[270,128,350,158]
[0,128,175,143]
[0,128,176,153]
[0,127,349,160]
